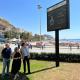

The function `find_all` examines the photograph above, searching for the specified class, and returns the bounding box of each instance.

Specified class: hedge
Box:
[0,52,80,63]
[30,52,80,63]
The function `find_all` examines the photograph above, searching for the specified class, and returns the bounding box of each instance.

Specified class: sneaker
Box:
[16,74,19,77]
[14,74,19,80]
[28,72,31,74]
[1,74,5,78]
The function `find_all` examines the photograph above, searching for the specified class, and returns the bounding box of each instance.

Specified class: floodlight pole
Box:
[55,30,59,67]
[37,4,42,42]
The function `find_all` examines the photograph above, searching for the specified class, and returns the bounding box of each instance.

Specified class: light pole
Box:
[37,4,42,42]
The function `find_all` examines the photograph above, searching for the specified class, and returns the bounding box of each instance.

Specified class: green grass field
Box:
[1,60,80,80]
[0,60,54,80]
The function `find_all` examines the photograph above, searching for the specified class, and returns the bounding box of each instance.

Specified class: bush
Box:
[30,52,80,63]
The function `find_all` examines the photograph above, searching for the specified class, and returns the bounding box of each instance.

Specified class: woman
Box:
[11,47,21,80]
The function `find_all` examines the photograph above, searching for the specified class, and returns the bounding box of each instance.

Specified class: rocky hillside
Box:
[0,18,15,30]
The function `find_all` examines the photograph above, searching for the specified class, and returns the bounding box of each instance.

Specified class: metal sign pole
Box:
[55,30,59,67]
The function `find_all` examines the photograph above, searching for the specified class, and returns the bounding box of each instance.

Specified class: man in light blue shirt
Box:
[21,43,30,74]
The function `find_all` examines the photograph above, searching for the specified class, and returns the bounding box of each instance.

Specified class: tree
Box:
[20,32,32,41]
[4,30,20,39]
[32,34,45,41]
[4,31,11,39]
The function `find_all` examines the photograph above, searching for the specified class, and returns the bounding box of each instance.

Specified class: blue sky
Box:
[0,0,80,39]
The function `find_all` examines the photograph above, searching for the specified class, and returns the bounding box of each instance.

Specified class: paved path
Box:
[1,44,80,54]
[29,46,80,54]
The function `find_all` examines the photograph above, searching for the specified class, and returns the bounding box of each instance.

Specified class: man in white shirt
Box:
[21,43,30,74]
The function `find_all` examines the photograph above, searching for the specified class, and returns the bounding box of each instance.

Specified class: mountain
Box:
[0,18,26,33]
[0,17,15,31]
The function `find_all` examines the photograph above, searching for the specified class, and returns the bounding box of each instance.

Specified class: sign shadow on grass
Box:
[25,66,56,75]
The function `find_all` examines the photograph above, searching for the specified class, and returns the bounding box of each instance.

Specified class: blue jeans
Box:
[2,58,10,75]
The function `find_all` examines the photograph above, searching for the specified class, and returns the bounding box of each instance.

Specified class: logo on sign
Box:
[50,16,54,26]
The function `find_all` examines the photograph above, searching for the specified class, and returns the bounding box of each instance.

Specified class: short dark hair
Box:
[21,43,25,46]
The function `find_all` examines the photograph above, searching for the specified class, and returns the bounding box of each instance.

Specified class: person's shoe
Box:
[1,75,4,79]
[28,72,31,74]
[1,74,5,79]
[14,74,19,80]
[6,73,9,76]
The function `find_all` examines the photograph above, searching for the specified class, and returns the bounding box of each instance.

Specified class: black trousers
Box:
[23,56,30,73]
[11,59,21,75]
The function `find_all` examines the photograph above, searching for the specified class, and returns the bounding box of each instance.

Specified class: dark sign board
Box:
[47,0,70,31]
